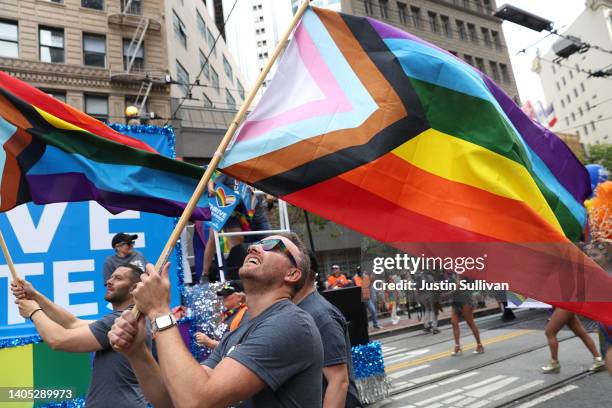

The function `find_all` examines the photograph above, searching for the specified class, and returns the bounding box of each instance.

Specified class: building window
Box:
[552,64,556,74]
[379,0,389,19]
[123,39,144,71]
[83,33,105,67]
[579,106,583,116]
[173,11,187,49]
[583,125,588,135]
[121,0,141,14]
[463,0,470,9]
[226,89,236,110]
[397,2,407,24]
[428,12,439,33]
[0,20,19,58]
[200,50,210,78]
[500,63,510,83]
[481,27,491,47]
[42,89,66,103]
[475,57,485,73]
[580,82,585,92]
[483,0,492,13]
[573,88,578,97]
[591,121,596,131]
[81,0,104,10]
[464,54,473,66]
[211,66,219,91]
[567,94,571,103]
[571,112,575,122]
[556,82,560,91]
[560,99,565,108]
[467,24,478,44]
[223,55,233,82]
[39,26,64,63]
[585,101,590,111]
[197,11,206,38]
[565,117,569,126]
[237,80,245,100]
[364,1,374,15]
[176,60,189,96]
[410,7,421,29]
[561,76,566,86]
[207,28,216,57]
[440,15,451,37]
[492,30,502,50]
[489,61,500,81]
[476,0,483,13]
[456,20,466,40]
[203,93,213,108]
[85,94,108,121]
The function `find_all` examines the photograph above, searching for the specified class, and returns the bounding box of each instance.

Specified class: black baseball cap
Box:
[112,233,138,247]
[216,280,244,296]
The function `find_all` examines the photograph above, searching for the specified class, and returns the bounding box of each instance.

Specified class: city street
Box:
[372,310,610,407]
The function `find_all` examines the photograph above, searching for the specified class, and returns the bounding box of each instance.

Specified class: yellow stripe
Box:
[386,329,534,373]
[391,129,563,233]
[0,344,34,408]
[34,107,87,133]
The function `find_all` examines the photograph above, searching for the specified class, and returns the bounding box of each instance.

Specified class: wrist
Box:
[147,307,171,320]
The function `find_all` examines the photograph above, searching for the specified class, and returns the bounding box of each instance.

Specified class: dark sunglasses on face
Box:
[250,238,298,268]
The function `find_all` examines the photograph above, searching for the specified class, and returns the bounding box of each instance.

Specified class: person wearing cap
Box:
[104,233,148,283]
[327,265,350,289]
[194,280,248,349]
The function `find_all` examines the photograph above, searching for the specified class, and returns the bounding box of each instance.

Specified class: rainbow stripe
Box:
[0,72,209,220]
[221,7,612,323]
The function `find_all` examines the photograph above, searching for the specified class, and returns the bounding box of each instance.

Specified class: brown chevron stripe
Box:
[223,7,408,184]
[0,127,31,211]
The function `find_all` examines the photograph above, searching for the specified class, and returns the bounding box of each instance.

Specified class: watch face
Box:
[156,315,172,328]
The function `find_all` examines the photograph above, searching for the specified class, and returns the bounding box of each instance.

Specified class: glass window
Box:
[440,15,451,37]
[83,33,105,67]
[223,55,233,82]
[173,11,187,49]
[579,106,583,116]
[591,121,596,131]
[211,66,219,91]
[397,2,407,25]
[428,12,438,33]
[123,38,144,71]
[197,11,206,37]
[226,89,236,110]
[580,82,585,92]
[561,76,566,86]
[573,88,578,97]
[200,50,210,78]
[475,57,485,73]
[552,64,556,74]
[85,94,108,121]
[121,0,141,14]
[39,26,64,63]
[569,70,573,79]
[482,28,492,48]
[500,63,510,83]
[410,7,421,28]
[237,80,245,100]
[81,0,104,10]
[489,61,500,81]
[42,90,66,103]
[464,55,473,65]
[456,20,466,40]
[203,93,213,108]
[0,20,18,58]
[571,112,575,121]
[556,82,560,91]
[207,28,216,57]
[364,1,374,15]
[176,60,189,96]
[468,24,478,44]
[585,101,590,111]
[561,99,565,108]
[379,0,389,19]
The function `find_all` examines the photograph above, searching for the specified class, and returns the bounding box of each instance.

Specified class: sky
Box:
[501,0,586,104]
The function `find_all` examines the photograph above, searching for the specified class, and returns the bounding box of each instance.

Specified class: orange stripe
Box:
[338,152,567,243]
[224,8,407,183]
[0,92,32,129]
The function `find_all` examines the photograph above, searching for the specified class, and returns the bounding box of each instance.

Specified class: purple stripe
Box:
[26,173,211,221]
[481,75,591,202]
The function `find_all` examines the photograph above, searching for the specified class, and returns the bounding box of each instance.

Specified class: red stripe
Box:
[283,175,497,243]
[0,72,157,153]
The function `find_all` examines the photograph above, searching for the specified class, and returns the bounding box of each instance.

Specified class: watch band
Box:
[152,314,177,338]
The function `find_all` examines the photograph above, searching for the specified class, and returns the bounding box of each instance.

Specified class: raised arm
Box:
[17,299,102,352]
[11,279,92,329]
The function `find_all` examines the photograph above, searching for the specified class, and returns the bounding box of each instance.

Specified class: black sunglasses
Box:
[250,238,298,268]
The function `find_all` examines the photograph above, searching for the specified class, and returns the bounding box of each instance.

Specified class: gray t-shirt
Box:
[86,310,152,408]
[103,250,147,282]
[203,299,324,407]
[298,292,362,407]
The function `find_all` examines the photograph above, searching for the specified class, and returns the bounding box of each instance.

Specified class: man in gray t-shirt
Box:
[104,233,147,282]
[11,265,151,408]
[109,232,324,407]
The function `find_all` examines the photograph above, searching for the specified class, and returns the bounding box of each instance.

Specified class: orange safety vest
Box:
[229,305,248,332]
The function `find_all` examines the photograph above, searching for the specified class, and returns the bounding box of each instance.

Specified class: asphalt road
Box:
[370,309,611,408]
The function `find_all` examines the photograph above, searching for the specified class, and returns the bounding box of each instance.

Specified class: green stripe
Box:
[409,78,582,241]
[32,342,91,401]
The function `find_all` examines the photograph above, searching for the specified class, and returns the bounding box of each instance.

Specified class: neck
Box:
[111,298,133,311]
[292,279,315,304]
[246,290,290,319]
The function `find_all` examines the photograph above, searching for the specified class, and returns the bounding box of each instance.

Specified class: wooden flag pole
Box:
[0,229,19,281]
[134,0,311,316]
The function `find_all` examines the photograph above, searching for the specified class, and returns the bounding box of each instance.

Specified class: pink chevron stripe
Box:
[235,20,353,143]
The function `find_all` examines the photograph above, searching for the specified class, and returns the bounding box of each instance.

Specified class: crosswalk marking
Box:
[456,396,478,406]
[438,371,480,385]
[391,385,438,401]
[513,385,579,408]
[463,375,506,390]
[442,395,465,404]
[414,389,465,406]
[389,365,430,380]
[488,380,545,401]
[465,376,519,398]
[412,369,459,384]
[385,349,431,365]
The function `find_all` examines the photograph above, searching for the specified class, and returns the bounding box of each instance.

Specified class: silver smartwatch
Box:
[151,314,177,338]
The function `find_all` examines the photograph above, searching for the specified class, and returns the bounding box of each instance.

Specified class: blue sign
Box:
[208,183,241,232]
[0,125,181,341]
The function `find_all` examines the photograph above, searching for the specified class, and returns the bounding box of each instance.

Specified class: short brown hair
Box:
[118,264,144,285]
[277,232,311,292]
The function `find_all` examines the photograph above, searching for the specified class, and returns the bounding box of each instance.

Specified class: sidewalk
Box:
[368,300,502,339]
